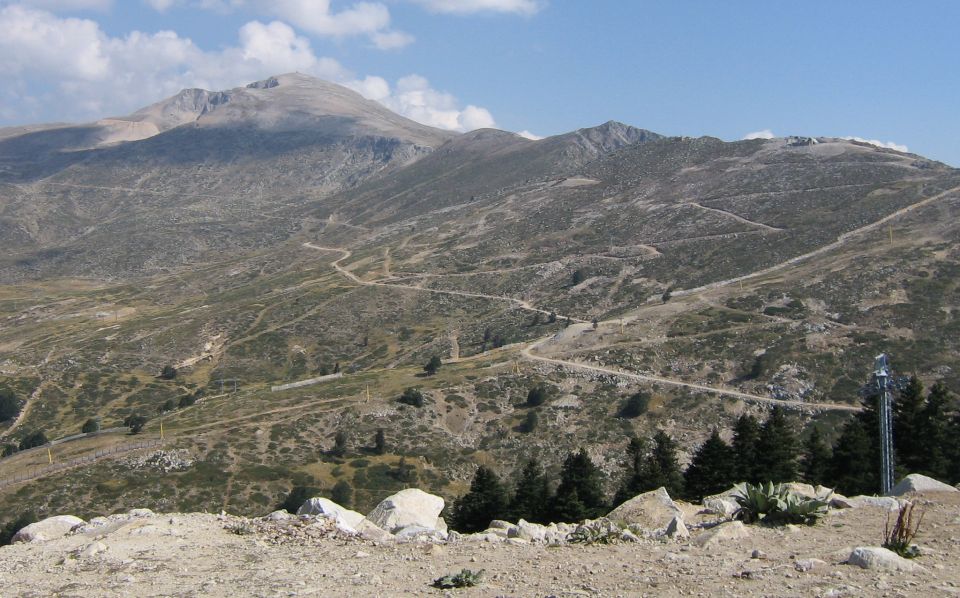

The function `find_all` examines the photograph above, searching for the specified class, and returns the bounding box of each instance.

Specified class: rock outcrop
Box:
[606,487,684,533]
[847,546,925,572]
[297,497,365,532]
[12,515,84,543]
[891,474,959,496]
[365,489,445,535]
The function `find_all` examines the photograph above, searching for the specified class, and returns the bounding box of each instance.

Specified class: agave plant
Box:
[732,482,829,526]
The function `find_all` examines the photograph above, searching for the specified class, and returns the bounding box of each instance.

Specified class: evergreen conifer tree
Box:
[801,426,832,486]
[756,407,799,482]
[551,449,607,522]
[646,429,684,497]
[732,414,761,483]
[508,459,551,523]
[916,382,951,479]
[613,436,649,506]
[450,466,509,533]
[830,416,877,495]
[893,376,925,475]
[683,429,735,501]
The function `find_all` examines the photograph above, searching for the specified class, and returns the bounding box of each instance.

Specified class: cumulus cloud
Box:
[413,0,542,15]
[743,129,775,140]
[346,74,495,132]
[0,5,349,121]
[144,0,176,11]
[516,130,542,140]
[841,136,908,153]
[0,5,494,133]
[5,0,112,10]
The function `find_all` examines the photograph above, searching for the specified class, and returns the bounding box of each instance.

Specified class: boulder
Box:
[783,483,834,500]
[847,547,925,572]
[265,510,293,521]
[891,474,959,496]
[665,516,689,539]
[12,515,85,544]
[507,519,547,543]
[607,487,684,532]
[354,518,394,542]
[702,496,739,518]
[845,496,902,511]
[366,489,444,533]
[394,525,447,542]
[693,521,750,548]
[297,497,365,532]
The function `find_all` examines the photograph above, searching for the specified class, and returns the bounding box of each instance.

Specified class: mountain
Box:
[1,74,959,522]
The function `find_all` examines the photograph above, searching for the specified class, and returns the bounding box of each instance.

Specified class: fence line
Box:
[0,439,164,489]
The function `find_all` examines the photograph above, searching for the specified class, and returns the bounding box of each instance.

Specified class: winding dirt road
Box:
[303,242,857,412]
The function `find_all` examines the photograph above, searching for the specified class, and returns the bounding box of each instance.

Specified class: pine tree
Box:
[508,459,550,523]
[519,410,539,433]
[331,480,353,507]
[374,429,386,455]
[830,416,877,495]
[683,430,736,501]
[450,466,509,533]
[618,391,650,418]
[551,449,607,522]
[331,430,348,458]
[947,413,960,485]
[423,355,442,375]
[756,407,799,482]
[646,429,684,497]
[893,375,925,475]
[801,426,832,486]
[916,382,951,479]
[614,436,649,506]
[526,384,547,407]
[732,414,761,484]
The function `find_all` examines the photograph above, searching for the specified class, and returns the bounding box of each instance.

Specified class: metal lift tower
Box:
[874,353,895,495]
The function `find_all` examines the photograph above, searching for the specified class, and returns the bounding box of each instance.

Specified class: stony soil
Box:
[2,492,958,597]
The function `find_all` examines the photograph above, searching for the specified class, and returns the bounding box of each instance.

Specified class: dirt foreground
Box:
[1,493,959,597]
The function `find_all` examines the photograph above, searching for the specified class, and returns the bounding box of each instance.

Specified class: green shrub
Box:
[432,569,483,589]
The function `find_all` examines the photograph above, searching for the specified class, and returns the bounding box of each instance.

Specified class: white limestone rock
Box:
[297,497,365,532]
[11,515,85,544]
[891,474,959,496]
[366,489,444,533]
[847,546,925,572]
[607,487,683,532]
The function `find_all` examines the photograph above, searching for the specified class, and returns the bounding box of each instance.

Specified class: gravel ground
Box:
[1,493,958,597]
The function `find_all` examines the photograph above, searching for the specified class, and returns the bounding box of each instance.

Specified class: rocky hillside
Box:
[1,478,958,596]
[2,74,960,527]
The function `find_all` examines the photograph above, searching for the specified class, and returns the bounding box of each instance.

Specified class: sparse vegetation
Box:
[883,501,924,558]
[432,569,483,589]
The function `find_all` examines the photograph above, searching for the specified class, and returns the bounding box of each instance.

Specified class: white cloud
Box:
[6,0,112,11]
[370,29,415,49]
[743,129,775,140]
[0,5,349,120]
[0,5,494,133]
[144,0,176,11]
[247,0,413,48]
[516,130,541,140]
[346,74,495,132]
[841,136,908,153]
[413,0,542,15]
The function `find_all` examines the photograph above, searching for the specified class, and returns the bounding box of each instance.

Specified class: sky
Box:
[1,0,958,165]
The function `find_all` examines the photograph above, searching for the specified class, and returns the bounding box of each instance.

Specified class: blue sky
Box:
[1,0,957,165]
